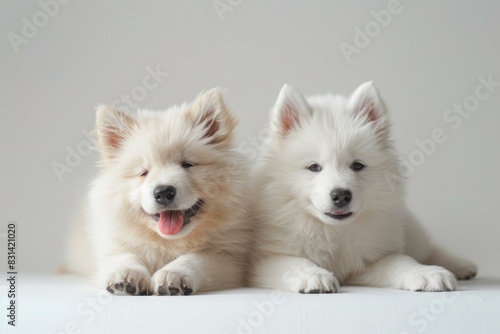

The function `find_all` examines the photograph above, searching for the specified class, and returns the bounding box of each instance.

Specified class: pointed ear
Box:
[189,88,236,145]
[348,81,389,128]
[95,105,136,161]
[271,84,311,136]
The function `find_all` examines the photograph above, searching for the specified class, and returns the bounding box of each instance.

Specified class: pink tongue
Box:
[158,211,184,235]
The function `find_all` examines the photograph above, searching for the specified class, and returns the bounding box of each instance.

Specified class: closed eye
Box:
[181,161,195,169]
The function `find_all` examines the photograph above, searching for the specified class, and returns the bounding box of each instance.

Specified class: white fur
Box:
[65,89,251,295]
[250,82,477,293]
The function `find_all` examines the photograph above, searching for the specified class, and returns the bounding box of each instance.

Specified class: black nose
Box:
[330,189,352,207]
[154,186,176,206]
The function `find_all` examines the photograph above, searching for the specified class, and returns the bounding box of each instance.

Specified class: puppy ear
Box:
[95,105,136,161]
[189,88,236,145]
[348,81,389,128]
[271,84,311,136]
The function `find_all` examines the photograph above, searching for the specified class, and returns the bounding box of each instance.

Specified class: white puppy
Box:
[65,89,251,295]
[250,82,477,293]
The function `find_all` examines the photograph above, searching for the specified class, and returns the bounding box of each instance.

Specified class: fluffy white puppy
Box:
[250,82,477,293]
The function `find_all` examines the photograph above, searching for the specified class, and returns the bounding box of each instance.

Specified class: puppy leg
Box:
[98,253,151,296]
[349,254,456,292]
[422,246,477,280]
[150,252,244,295]
[251,255,339,293]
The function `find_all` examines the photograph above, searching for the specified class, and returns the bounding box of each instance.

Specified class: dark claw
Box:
[463,272,476,280]
[300,289,333,294]
[183,286,193,296]
[158,286,169,295]
[106,286,114,294]
[168,287,180,296]
[126,283,137,295]
[315,290,333,294]
[114,283,124,291]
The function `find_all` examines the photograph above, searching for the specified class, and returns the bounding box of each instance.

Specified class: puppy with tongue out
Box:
[65,89,251,296]
[152,186,204,237]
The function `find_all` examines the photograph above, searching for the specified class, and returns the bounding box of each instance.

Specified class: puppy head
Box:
[96,89,239,239]
[267,82,401,226]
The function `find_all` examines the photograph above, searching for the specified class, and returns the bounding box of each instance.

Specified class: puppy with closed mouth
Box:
[249,82,477,293]
[65,89,250,295]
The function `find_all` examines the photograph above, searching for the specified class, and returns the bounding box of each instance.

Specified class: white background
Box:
[1,0,499,276]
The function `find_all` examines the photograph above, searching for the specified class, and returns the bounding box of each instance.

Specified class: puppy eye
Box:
[140,170,149,177]
[307,164,322,172]
[181,161,195,169]
[351,161,365,172]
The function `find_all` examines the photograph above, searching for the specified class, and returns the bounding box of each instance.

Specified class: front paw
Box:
[151,269,197,296]
[284,266,339,294]
[105,267,151,296]
[403,266,457,292]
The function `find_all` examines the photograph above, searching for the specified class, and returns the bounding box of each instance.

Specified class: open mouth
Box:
[325,211,353,220]
[150,200,204,236]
